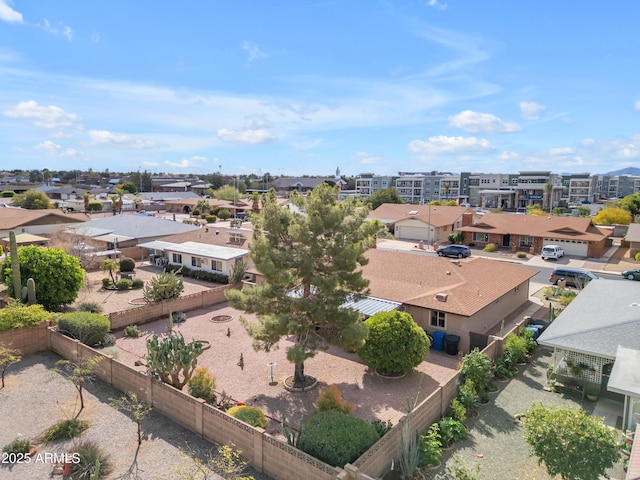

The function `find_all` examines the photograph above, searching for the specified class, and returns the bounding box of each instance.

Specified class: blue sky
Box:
[1,1,639,178]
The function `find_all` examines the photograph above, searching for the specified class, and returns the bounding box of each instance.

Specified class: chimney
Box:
[462,212,473,227]
[435,293,448,302]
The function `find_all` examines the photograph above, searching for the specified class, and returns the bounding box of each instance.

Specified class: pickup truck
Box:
[541,245,565,260]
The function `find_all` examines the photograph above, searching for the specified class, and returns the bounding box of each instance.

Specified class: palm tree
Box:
[544,182,554,214]
[109,194,118,215]
[115,188,125,214]
[443,181,452,201]
[100,258,119,285]
[83,192,91,213]
[195,199,211,214]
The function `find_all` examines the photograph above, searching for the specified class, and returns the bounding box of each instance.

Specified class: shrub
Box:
[131,278,144,289]
[315,384,353,414]
[217,209,231,220]
[636,251,640,263]
[516,251,527,258]
[171,311,187,323]
[504,333,528,364]
[227,405,268,429]
[482,243,498,252]
[457,380,479,413]
[0,303,52,331]
[459,348,493,394]
[357,311,429,375]
[1,190,15,197]
[76,302,102,313]
[371,419,393,437]
[419,423,442,467]
[143,269,184,302]
[2,438,31,455]
[116,278,132,290]
[188,367,216,403]
[71,439,112,480]
[119,257,136,272]
[205,215,217,223]
[100,333,116,347]
[43,419,90,443]
[298,410,380,467]
[438,417,468,448]
[87,201,103,211]
[57,311,110,347]
[124,325,141,338]
[448,397,467,423]
[101,278,113,289]
[192,209,200,217]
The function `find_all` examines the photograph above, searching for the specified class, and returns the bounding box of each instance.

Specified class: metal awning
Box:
[342,296,402,317]
[138,240,178,251]
[608,345,640,397]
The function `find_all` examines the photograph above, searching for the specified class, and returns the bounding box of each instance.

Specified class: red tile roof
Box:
[368,204,475,228]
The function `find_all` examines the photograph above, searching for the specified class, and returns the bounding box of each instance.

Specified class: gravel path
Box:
[0,351,271,480]
[429,346,628,480]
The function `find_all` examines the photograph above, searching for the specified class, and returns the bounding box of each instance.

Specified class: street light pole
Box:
[138,167,142,193]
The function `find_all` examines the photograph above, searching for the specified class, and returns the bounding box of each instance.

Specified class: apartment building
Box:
[355,173,398,197]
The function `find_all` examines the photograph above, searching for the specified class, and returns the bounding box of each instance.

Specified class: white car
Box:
[541,245,565,260]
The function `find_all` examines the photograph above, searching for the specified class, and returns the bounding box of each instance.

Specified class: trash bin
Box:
[444,334,460,355]
[432,331,446,351]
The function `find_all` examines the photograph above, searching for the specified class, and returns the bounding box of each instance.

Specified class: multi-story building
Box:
[355,173,398,197]
[467,173,514,208]
[596,175,640,200]
[561,173,596,205]
[512,171,562,210]
[393,172,453,204]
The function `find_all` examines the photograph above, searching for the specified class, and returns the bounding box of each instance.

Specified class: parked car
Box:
[549,267,598,289]
[541,245,565,260]
[436,244,471,258]
[621,269,640,281]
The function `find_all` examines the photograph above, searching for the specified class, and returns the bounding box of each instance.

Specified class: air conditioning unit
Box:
[435,293,448,302]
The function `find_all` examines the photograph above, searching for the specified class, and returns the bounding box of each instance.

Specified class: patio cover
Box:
[342,296,402,318]
[137,240,177,251]
[608,346,640,397]
[1,233,49,245]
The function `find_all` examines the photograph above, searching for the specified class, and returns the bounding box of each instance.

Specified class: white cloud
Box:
[34,18,74,40]
[244,117,271,129]
[88,130,162,149]
[92,30,100,43]
[352,151,384,165]
[635,100,640,111]
[547,147,574,156]
[242,41,268,64]
[408,135,493,156]
[34,140,81,158]
[4,100,79,129]
[217,128,276,144]
[292,139,323,151]
[519,101,545,120]
[580,138,596,146]
[164,156,207,169]
[498,151,521,160]
[448,110,521,134]
[427,0,447,10]
[0,0,22,23]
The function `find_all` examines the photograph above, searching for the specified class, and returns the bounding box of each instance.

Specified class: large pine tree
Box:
[226,184,379,388]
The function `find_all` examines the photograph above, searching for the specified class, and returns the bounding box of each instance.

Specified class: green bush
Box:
[459,348,493,394]
[635,251,640,262]
[131,278,144,288]
[164,264,229,284]
[516,251,527,258]
[119,257,136,272]
[227,405,268,429]
[116,278,132,290]
[76,302,102,313]
[57,311,110,347]
[371,419,393,437]
[419,423,442,467]
[87,201,103,211]
[456,380,479,413]
[124,325,141,338]
[1,190,15,197]
[2,438,31,455]
[298,410,380,467]
[504,333,528,364]
[448,397,467,423]
[43,419,90,443]
[315,384,353,414]
[437,417,468,448]
[188,367,217,403]
[102,278,113,289]
[192,209,200,217]
[143,269,184,302]
[205,215,217,223]
[71,440,111,480]
[357,311,429,375]
[482,243,498,252]
[0,303,52,331]
[217,209,231,220]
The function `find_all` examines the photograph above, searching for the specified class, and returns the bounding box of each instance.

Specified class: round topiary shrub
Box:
[102,278,114,289]
[217,209,231,220]
[635,251,640,263]
[516,251,527,258]
[483,243,498,252]
[205,215,217,223]
[298,410,380,467]
[119,257,136,272]
[57,311,110,347]
[116,278,132,290]
[188,367,216,403]
[227,405,267,429]
[131,278,144,289]
[357,311,429,375]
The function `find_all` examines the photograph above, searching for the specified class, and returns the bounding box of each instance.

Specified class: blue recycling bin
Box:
[432,331,446,351]
[525,326,541,340]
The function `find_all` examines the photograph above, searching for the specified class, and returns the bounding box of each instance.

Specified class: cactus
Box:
[26,277,36,305]
[9,230,21,301]
[145,332,203,389]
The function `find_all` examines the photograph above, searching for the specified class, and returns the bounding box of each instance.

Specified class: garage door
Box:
[543,238,588,257]
[397,226,427,241]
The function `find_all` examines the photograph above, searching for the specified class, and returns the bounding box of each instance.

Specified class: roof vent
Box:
[435,293,448,302]
[409,210,418,215]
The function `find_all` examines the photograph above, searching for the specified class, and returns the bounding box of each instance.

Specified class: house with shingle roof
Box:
[0,207,89,237]
[368,203,479,243]
[537,278,640,431]
[456,212,611,257]
[359,249,537,353]
[269,177,334,195]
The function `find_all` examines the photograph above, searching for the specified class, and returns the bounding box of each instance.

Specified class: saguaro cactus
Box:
[26,277,36,305]
[9,230,21,301]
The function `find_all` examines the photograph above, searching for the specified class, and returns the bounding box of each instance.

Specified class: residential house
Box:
[537,279,640,431]
[359,249,537,353]
[456,212,611,257]
[269,177,333,195]
[624,224,640,255]
[0,207,89,238]
[368,204,478,244]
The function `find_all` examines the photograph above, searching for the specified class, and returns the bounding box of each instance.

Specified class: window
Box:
[519,236,534,247]
[211,260,222,272]
[472,232,489,242]
[172,253,182,263]
[430,310,446,329]
[191,257,202,268]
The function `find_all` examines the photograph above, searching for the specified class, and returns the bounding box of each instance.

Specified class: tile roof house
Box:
[537,278,640,432]
[359,249,537,353]
[0,207,89,237]
[624,223,640,254]
[368,204,478,243]
[456,212,611,257]
[269,177,334,195]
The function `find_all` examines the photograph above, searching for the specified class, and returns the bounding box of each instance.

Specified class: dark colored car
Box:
[436,244,471,258]
[621,269,640,281]
[549,267,598,289]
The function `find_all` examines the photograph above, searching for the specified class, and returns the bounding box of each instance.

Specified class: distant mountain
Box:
[603,167,640,176]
